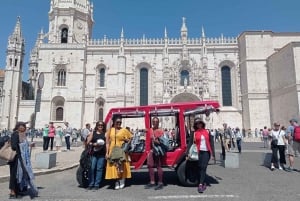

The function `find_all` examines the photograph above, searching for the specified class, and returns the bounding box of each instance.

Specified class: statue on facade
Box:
[203,87,209,99]
[184,77,188,89]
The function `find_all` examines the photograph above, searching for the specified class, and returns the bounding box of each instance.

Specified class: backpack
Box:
[294,126,300,142]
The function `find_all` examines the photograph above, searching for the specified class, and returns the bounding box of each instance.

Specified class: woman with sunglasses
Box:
[105,116,132,190]
[86,121,106,190]
[192,118,213,193]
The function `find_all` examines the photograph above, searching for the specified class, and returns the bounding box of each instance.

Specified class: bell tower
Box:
[48,0,94,43]
[1,17,25,130]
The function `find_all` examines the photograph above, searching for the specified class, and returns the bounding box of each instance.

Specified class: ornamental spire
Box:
[10,16,23,42]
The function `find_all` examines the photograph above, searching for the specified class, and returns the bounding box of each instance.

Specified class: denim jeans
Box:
[89,156,105,187]
[236,139,242,153]
[263,137,268,148]
[43,136,49,151]
[65,136,70,150]
[198,151,210,185]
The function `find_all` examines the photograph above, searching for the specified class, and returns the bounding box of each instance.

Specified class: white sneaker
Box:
[119,179,125,189]
[278,166,283,170]
[271,165,275,171]
[114,181,120,190]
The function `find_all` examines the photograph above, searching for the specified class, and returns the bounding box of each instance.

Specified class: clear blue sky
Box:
[1,0,300,81]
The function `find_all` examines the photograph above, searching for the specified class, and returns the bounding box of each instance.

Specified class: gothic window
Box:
[99,68,105,87]
[140,68,148,106]
[221,66,232,106]
[56,107,64,121]
[61,28,68,43]
[95,98,105,121]
[51,97,65,121]
[180,70,189,86]
[57,69,66,86]
[98,108,103,121]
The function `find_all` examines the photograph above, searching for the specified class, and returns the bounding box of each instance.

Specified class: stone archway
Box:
[171,92,200,103]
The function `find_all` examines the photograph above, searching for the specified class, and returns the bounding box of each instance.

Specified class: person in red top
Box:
[145,117,165,190]
[193,118,213,193]
[48,122,56,151]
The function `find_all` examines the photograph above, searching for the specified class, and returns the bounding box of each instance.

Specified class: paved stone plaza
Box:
[0,141,299,201]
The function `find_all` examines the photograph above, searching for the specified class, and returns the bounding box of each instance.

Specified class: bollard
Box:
[35,152,57,169]
[223,152,239,168]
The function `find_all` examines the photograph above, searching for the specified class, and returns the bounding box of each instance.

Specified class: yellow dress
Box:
[105,127,132,179]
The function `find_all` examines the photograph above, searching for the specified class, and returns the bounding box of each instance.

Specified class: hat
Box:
[96,139,105,146]
[290,118,298,123]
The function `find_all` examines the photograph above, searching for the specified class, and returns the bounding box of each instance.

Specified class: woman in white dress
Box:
[55,126,63,151]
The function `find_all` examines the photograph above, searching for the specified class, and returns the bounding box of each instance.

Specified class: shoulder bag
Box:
[0,141,16,162]
[188,133,198,161]
[109,129,125,162]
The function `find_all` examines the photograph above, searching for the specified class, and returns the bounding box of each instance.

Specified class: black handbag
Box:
[271,139,278,147]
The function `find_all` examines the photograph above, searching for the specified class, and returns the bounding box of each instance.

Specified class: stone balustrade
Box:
[89,37,237,46]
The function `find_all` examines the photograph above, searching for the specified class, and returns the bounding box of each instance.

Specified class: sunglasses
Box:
[116,121,122,124]
[98,124,104,127]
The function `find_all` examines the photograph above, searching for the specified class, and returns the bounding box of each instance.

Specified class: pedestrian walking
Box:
[262,126,269,148]
[8,122,38,199]
[235,127,243,153]
[48,122,55,151]
[55,126,63,151]
[64,122,72,151]
[286,118,300,171]
[42,124,49,151]
[270,122,286,170]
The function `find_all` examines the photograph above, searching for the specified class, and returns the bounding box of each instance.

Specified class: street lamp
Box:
[30,72,44,141]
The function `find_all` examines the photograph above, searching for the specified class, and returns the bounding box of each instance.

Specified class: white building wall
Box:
[268,43,300,126]
[238,32,300,130]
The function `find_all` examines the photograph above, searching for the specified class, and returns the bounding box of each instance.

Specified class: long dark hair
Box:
[112,115,122,127]
[94,121,106,133]
[13,122,27,132]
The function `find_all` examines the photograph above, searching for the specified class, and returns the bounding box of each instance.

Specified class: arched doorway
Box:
[171,92,200,103]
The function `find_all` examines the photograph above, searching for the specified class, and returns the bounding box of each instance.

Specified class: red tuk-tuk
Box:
[104,100,220,186]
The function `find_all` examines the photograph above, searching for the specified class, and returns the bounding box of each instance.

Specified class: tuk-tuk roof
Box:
[105,100,220,122]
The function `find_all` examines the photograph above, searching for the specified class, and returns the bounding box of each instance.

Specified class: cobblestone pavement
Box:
[0,138,299,201]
